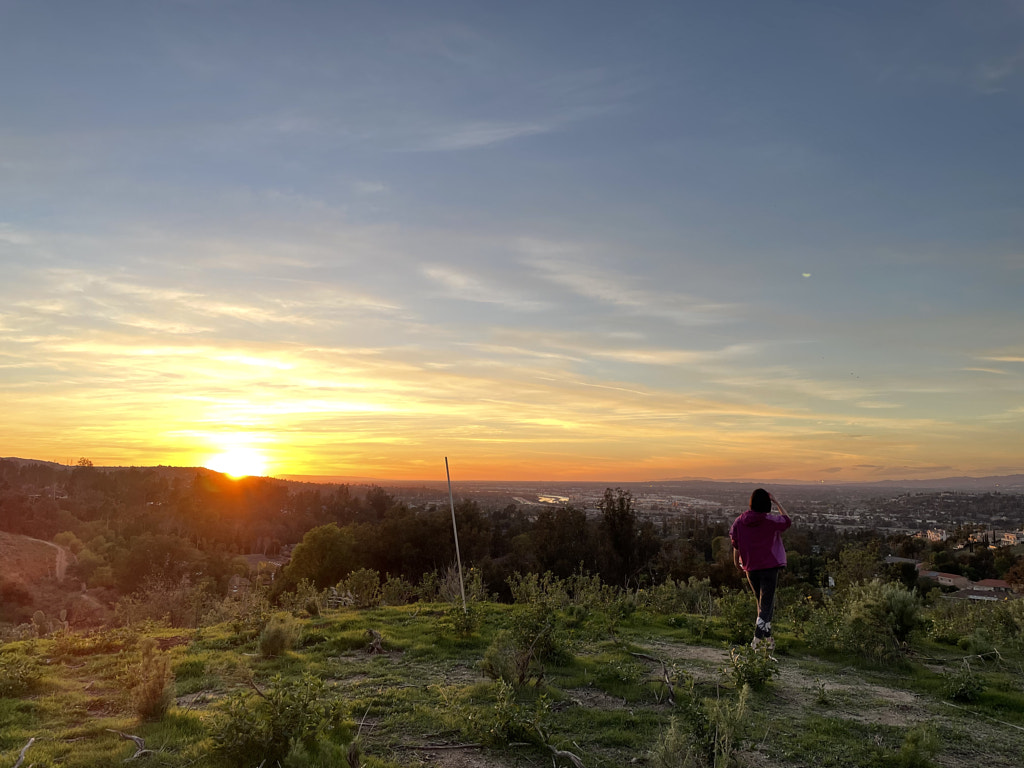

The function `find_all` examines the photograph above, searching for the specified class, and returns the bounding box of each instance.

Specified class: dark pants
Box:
[746,567,781,640]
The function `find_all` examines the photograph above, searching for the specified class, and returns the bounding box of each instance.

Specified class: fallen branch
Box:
[13,738,35,768]
[547,743,585,767]
[629,652,675,706]
[105,729,156,761]
[247,677,269,700]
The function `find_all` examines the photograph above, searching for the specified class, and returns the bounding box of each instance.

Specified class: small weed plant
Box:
[130,637,175,721]
[650,681,749,768]
[885,724,940,768]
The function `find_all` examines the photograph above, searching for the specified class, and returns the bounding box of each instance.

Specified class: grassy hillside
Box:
[1,587,1022,768]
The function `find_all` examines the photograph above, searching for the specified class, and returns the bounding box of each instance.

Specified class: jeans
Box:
[746,566,781,640]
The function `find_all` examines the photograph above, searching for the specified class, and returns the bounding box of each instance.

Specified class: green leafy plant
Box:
[381,575,414,605]
[0,651,43,697]
[715,588,756,645]
[726,644,778,691]
[213,672,349,768]
[885,724,940,768]
[340,568,381,608]
[942,661,985,703]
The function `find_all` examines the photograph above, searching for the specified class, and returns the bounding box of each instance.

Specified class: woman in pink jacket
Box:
[729,488,791,649]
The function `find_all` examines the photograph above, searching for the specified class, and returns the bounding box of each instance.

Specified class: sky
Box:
[1,0,1023,483]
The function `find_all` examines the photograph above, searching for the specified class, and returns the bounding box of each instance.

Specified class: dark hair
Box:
[750,488,772,514]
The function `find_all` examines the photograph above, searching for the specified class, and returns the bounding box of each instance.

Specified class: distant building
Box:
[918,570,970,589]
[973,579,1011,594]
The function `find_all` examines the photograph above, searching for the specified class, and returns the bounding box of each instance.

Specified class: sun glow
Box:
[205,446,270,479]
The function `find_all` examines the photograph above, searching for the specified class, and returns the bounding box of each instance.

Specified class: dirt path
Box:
[22,534,73,581]
[0,532,74,582]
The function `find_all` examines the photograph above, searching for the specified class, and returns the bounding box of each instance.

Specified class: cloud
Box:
[975,48,1024,94]
[522,244,737,326]
[421,265,548,311]
[409,118,561,151]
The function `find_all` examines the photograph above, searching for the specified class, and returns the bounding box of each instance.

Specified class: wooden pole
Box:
[446,457,468,613]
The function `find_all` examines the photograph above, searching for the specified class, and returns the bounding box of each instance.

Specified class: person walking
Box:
[729,488,791,649]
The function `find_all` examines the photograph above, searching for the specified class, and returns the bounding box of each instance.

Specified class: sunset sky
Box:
[2,1,1023,482]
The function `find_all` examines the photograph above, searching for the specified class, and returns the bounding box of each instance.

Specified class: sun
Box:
[205,446,269,479]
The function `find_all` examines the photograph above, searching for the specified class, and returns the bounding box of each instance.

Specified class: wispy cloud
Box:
[522,243,737,326]
[421,265,548,311]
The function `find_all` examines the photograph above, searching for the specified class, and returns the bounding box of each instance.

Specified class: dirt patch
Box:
[401,746,528,768]
[157,635,192,651]
[0,531,69,583]
[562,686,626,710]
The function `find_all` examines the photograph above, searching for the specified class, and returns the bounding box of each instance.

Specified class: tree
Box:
[599,488,637,586]
[275,524,356,593]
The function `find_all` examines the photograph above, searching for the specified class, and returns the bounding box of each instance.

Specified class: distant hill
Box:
[4,457,1023,492]
[851,474,1024,491]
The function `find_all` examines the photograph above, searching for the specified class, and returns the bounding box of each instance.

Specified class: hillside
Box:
[1,591,1022,768]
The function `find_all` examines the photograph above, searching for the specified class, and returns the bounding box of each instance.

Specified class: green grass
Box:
[2,598,1024,767]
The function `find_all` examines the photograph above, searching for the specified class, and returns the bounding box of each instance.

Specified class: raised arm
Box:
[769,492,790,519]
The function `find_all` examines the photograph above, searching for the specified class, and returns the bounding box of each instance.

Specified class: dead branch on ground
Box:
[629,651,675,705]
[12,738,35,768]
[105,730,156,761]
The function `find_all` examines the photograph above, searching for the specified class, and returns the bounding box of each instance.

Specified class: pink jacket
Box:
[729,510,791,572]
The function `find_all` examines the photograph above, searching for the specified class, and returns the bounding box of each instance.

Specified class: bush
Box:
[465,679,549,747]
[715,588,756,645]
[942,661,985,703]
[726,644,779,690]
[212,673,348,768]
[339,568,381,608]
[259,615,299,658]
[0,651,43,697]
[130,637,175,721]
[444,602,479,638]
[806,581,920,663]
[381,575,415,606]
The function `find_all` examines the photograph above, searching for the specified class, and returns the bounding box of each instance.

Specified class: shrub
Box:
[340,568,381,608]
[0,651,43,697]
[942,661,985,703]
[806,581,920,663]
[212,673,348,768]
[715,588,756,645]
[130,637,175,721]
[444,602,479,638]
[381,575,414,606]
[481,630,540,686]
[726,644,779,690]
[466,679,549,747]
[259,615,299,658]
